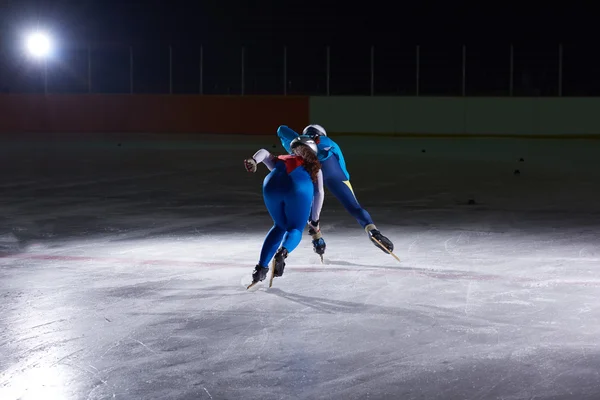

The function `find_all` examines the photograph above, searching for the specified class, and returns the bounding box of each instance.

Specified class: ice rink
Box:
[1,133,600,399]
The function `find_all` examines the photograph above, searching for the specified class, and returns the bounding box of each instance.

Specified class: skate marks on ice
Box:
[3,248,586,292]
[242,287,600,399]
[0,272,248,399]
[4,238,600,295]
[263,287,485,323]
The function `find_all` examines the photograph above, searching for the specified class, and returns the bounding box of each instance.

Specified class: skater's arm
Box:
[277,125,299,155]
[245,149,276,172]
[311,169,324,222]
[252,148,277,170]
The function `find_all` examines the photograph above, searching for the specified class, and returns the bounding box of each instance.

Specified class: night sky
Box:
[0,1,596,95]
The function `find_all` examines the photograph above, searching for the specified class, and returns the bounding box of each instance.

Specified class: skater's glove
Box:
[244,158,257,173]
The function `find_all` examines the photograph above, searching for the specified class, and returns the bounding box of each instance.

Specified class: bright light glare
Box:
[26,32,52,58]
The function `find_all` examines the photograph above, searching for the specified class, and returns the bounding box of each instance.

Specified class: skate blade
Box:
[268,261,276,288]
[371,237,401,263]
[320,254,324,264]
[242,275,262,291]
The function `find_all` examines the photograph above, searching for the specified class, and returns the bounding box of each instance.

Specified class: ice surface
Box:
[1,133,600,399]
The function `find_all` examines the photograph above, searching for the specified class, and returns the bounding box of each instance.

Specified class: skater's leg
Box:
[280,180,313,253]
[258,224,286,267]
[250,201,286,286]
[258,179,288,267]
[282,168,314,253]
[250,202,286,286]
[321,158,393,253]
[270,174,313,278]
[325,178,374,228]
[320,156,373,228]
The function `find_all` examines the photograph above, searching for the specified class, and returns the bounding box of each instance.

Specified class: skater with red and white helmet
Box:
[244,135,325,288]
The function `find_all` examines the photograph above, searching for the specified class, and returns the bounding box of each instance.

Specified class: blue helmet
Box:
[290,135,318,154]
[302,124,327,138]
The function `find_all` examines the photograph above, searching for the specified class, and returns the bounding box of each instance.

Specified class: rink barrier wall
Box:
[0,95,310,134]
[309,97,600,138]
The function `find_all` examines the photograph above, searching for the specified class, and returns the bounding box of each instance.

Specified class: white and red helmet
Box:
[290,135,318,154]
[302,124,327,137]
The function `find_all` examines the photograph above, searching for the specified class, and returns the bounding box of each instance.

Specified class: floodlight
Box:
[26,32,52,58]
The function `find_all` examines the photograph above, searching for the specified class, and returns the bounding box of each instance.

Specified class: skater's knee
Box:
[286,228,302,237]
[272,224,286,233]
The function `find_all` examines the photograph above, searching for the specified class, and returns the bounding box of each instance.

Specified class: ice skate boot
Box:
[247,264,268,289]
[365,224,400,262]
[272,247,288,277]
[365,224,394,253]
[312,237,326,259]
[308,220,326,262]
[269,247,288,287]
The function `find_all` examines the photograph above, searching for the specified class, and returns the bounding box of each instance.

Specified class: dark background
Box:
[0,1,595,95]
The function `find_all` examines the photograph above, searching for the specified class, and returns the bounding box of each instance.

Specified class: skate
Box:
[269,247,288,287]
[247,264,269,289]
[365,224,400,262]
[312,238,326,263]
[369,229,394,253]
[308,220,325,263]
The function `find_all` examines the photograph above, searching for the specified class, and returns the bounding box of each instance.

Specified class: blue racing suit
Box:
[277,125,374,228]
[258,155,315,267]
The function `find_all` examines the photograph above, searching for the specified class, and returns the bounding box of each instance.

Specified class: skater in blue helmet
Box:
[277,124,394,258]
[244,135,324,287]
